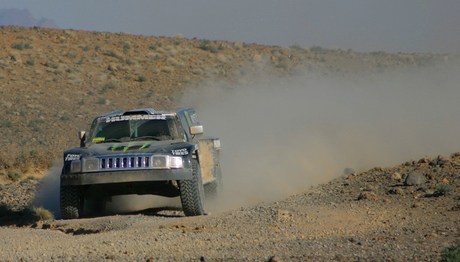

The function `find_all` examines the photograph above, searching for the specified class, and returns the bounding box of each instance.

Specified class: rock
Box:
[390,172,401,180]
[424,233,438,238]
[268,255,283,262]
[442,178,449,184]
[9,52,22,63]
[388,188,404,195]
[358,192,378,201]
[404,172,425,186]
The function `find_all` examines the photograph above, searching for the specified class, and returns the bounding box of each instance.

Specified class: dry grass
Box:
[33,207,55,221]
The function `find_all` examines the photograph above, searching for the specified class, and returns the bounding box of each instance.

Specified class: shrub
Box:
[8,169,24,181]
[12,42,24,50]
[104,49,123,59]
[97,97,106,105]
[26,59,35,66]
[82,46,91,51]
[24,43,33,49]
[137,76,147,82]
[27,121,42,133]
[102,80,120,91]
[310,45,323,52]
[60,115,70,121]
[439,240,460,262]
[290,44,303,50]
[1,120,13,128]
[33,207,54,221]
[433,184,453,197]
[199,40,218,53]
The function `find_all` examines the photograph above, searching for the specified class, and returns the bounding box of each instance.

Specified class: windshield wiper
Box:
[131,136,162,141]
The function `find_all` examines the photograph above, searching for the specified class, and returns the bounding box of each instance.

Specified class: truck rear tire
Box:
[179,159,205,216]
[60,185,84,219]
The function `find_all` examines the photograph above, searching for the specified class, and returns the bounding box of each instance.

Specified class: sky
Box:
[1,0,459,54]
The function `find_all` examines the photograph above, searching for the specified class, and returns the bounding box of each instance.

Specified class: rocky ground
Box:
[0,153,458,261]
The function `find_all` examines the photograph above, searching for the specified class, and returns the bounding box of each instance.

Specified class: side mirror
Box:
[78,131,86,147]
[189,125,203,135]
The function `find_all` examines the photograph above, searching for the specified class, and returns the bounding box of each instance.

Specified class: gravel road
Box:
[0,154,459,261]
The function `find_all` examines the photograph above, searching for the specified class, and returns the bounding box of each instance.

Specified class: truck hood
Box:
[64,140,194,158]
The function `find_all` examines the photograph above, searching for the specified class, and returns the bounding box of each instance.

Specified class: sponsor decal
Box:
[65,154,81,161]
[105,114,173,123]
[139,143,150,150]
[172,148,189,156]
[92,137,105,143]
[111,144,120,151]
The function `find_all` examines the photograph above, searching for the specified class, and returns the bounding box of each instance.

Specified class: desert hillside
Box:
[0,26,451,179]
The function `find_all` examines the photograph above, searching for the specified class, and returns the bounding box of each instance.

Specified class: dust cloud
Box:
[185,61,460,212]
[34,161,62,218]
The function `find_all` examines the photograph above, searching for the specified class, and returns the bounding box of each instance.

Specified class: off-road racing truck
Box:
[60,108,222,219]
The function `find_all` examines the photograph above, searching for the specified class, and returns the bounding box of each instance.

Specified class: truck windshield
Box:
[90,115,181,143]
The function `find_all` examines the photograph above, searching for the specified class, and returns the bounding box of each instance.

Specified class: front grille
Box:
[99,156,150,170]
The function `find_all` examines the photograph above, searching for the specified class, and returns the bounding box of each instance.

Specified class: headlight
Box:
[151,155,183,169]
[70,160,81,173]
[151,156,167,168]
[169,156,183,169]
[82,158,99,172]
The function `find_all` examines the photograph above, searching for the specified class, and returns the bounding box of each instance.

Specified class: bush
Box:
[97,97,106,105]
[137,76,147,82]
[26,59,35,66]
[440,240,460,262]
[433,184,453,197]
[12,42,24,50]
[33,207,54,221]
[102,80,120,91]
[310,45,324,52]
[8,169,24,181]
[1,120,13,128]
[198,40,218,53]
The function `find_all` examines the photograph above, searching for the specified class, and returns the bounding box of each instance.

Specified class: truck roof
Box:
[97,108,194,119]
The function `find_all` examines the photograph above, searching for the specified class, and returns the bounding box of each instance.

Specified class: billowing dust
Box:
[36,62,460,217]
[185,62,460,212]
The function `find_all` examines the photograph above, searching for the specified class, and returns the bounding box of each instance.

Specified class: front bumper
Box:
[61,168,192,186]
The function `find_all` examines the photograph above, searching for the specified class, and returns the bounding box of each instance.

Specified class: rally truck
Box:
[60,108,222,219]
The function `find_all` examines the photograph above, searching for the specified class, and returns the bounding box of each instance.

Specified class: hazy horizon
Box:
[0,1,459,54]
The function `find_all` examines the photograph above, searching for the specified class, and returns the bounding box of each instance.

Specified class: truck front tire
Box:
[60,185,84,219]
[179,159,205,216]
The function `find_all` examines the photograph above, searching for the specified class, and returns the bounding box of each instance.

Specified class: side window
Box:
[179,113,191,140]
[185,109,200,126]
